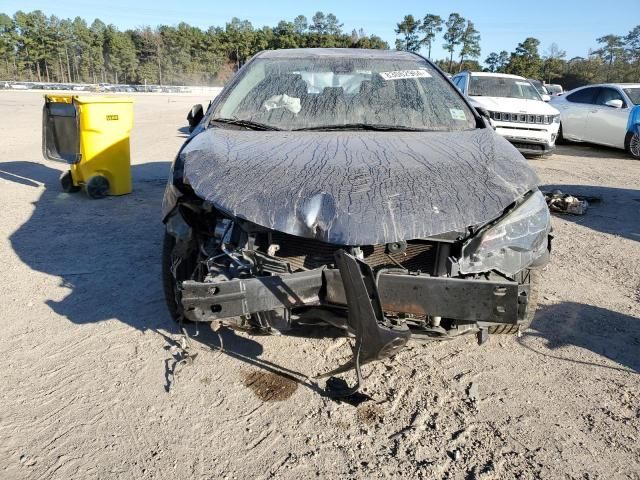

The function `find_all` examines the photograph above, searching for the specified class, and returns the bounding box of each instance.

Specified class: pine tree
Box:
[395,15,421,53]
[443,13,466,73]
[419,14,442,60]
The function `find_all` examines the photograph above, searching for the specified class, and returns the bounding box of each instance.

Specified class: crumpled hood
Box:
[175,127,539,245]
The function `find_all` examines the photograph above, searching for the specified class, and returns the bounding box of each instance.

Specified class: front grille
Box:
[490,111,557,125]
[269,231,438,273]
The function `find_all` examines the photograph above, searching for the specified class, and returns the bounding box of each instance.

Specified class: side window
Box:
[566,87,599,104]
[595,87,626,107]
[452,76,463,91]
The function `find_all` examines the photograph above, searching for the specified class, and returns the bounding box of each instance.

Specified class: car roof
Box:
[463,71,527,80]
[574,83,640,89]
[255,48,421,61]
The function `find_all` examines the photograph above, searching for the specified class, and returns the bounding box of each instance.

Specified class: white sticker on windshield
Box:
[516,81,530,86]
[379,70,432,81]
[263,94,301,114]
[449,108,467,121]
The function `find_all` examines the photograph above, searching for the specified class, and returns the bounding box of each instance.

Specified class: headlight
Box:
[459,191,551,276]
[552,114,560,124]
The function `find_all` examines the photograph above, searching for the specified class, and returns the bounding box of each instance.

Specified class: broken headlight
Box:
[459,191,550,276]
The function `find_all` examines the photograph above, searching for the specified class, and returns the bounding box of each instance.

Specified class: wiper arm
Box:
[210,118,281,131]
[294,123,429,132]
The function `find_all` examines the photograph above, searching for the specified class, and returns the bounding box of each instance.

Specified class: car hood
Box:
[173,127,539,245]
[470,96,559,115]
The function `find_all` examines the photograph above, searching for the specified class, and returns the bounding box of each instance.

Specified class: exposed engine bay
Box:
[164,192,549,395]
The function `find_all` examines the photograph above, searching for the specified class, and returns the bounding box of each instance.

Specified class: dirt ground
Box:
[0,90,639,480]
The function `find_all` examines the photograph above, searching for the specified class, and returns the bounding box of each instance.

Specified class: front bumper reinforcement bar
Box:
[181,269,524,325]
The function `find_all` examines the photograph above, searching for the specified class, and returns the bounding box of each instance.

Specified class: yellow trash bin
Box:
[42,95,133,198]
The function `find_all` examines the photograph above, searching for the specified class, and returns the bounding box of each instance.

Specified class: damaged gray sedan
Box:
[162,48,551,395]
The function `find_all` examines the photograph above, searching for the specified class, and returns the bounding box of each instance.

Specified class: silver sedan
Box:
[551,83,640,159]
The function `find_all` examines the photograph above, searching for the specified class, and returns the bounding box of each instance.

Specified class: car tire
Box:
[59,170,80,193]
[162,232,182,321]
[625,131,640,159]
[489,269,540,335]
[162,231,199,323]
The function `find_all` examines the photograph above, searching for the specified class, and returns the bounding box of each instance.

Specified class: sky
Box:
[1,0,637,63]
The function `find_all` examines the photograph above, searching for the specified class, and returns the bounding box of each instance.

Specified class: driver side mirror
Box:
[187,104,204,132]
[605,99,623,109]
[541,94,551,102]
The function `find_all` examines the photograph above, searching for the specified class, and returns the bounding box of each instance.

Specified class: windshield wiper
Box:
[210,118,281,131]
[294,123,430,132]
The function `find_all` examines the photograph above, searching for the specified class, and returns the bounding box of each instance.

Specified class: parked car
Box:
[451,71,560,156]
[528,79,551,102]
[551,83,640,159]
[162,49,551,395]
[545,84,564,96]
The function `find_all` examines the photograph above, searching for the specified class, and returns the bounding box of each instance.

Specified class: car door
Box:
[559,87,599,141]
[586,87,630,148]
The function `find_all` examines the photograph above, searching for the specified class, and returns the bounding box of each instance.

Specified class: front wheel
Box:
[162,231,200,322]
[625,131,640,159]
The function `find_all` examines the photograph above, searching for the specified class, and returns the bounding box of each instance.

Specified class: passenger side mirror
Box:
[605,99,623,109]
[187,104,204,132]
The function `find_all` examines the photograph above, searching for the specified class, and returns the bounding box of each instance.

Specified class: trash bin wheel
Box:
[60,170,80,193]
[86,175,110,199]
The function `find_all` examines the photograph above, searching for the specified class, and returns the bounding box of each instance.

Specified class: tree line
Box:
[2,9,638,89]
[394,12,639,88]
[483,28,640,89]
[394,13,480,73]
[0,10,388,85]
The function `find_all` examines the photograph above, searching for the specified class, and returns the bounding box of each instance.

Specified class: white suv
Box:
[452,71,561,155]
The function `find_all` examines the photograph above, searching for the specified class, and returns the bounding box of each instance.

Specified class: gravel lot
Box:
[1,91,639,480]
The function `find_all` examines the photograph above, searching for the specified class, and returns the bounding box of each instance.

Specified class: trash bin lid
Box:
[72,96,134,105]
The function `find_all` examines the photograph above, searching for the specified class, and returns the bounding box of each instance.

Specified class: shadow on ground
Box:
[554,143,631,160]
[4,160,175,332]
[4,160,346,395]
[522,302,640,373]
[541,183,640,242]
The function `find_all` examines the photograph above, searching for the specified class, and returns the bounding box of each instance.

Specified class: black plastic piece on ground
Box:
[324,377,371,405]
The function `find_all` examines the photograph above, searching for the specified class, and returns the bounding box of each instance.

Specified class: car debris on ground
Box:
[543,190,601,215]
